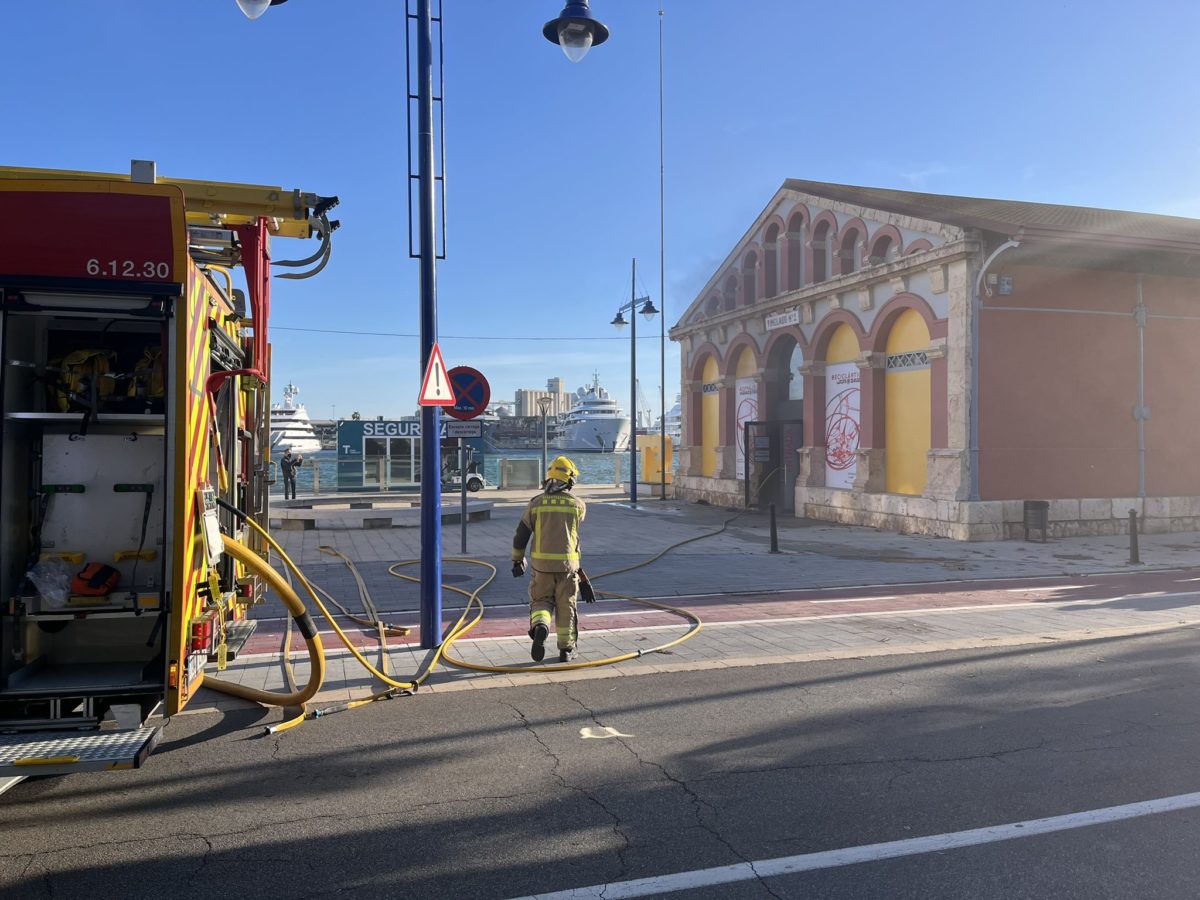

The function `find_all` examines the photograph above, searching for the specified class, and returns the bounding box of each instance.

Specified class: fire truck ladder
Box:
[0,161,340,277]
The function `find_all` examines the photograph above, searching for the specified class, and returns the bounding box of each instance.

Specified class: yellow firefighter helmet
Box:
[546,455,580,485]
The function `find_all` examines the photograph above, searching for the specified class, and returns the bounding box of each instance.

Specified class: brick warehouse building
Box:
[668,180,1200,539]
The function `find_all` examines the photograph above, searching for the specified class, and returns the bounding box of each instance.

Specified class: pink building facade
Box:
[669,180,1200,539]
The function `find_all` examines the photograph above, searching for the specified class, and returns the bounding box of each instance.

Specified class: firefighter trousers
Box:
[529,569,580,652]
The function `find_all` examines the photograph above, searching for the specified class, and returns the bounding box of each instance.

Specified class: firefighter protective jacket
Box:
[512,489,587,573]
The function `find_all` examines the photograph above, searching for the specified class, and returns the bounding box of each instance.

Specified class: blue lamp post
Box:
[241,0,611,649]
[612,263,657,507]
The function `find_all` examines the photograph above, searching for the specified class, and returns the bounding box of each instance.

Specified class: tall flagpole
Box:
[658,4,667,501]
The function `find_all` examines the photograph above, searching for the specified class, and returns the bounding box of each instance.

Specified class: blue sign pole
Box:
[630,258,638,507]
[416,0,442,650]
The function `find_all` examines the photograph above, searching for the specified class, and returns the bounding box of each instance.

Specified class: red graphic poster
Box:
[824,363,860,489]
[734,378,758,477]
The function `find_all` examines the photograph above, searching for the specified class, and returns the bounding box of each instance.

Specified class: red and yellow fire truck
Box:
[0,162,337,775]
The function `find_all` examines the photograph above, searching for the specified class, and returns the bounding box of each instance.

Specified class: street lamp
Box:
[241,1,611,651]
[611,259,657,507]
[536,396,554,480]
[543,0,610,63]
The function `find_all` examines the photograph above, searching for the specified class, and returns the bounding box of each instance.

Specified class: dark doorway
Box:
[744,419,804,512]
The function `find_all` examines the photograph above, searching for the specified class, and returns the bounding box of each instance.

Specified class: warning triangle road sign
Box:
[418,343,455,407]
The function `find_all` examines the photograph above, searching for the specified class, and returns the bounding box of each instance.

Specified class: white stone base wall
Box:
[675,474,743,509]
[797,489,1200,541]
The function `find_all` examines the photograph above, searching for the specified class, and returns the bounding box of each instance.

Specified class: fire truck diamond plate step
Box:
[0,727,160,777]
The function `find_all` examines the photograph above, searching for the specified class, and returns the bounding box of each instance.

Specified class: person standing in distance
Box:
[511,456,593,662]
[280,447,303,501]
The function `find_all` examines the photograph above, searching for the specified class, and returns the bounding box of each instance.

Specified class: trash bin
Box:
[1023,500,1049,542]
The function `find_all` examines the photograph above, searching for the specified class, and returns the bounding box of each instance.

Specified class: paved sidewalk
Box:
[183,494,1200,717]
[263,486,1200,608]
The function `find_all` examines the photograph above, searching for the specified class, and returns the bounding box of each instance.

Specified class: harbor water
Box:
[270,449,678,496]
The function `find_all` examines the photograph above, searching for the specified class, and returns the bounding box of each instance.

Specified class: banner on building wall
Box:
[734,378,758,478]
[824,363,860,490]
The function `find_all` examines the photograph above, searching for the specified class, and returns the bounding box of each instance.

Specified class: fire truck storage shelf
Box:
[6,412,165,424]
[15,594,164,620]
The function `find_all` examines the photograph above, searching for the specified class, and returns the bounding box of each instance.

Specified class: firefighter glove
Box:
[512,558,527,578]
[579,574,596,604]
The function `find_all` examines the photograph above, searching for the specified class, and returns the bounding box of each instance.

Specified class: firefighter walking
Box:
[511,456,595,662]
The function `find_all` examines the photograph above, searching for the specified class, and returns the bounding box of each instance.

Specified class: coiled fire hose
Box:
[200,535,326,709]
[204,499,743,732]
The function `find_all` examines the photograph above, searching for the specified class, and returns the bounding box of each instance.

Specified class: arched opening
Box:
[763,224,780,298]
[884,308,931,495]
[868,234,895,266]
[704,293,721,317]
[812,220,831,284]
[789,344,804,401]
[823,323,860,489]
[723,274,738,312]
[785,211,805,291]
[836,227,861,276]
[700,356,720,477]
[741,252,758,306]
[765,335,804,418]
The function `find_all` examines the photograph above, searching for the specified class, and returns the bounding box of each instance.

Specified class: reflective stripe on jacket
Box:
[512,490,586,573]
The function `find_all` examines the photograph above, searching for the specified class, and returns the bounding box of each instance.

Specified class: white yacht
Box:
[660,393,682,442]
[270,382,323,454]
[551,373,631,453]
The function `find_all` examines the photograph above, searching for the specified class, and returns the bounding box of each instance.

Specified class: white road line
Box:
[572,593,1200,637]
[233,591,1200,656]
[1005,585,1088,592]
[809,595,898,603]
[0,776,24,798]
[513,790,1200,900]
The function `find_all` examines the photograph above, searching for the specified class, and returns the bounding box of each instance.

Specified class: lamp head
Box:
[543,0,610,63]
[611,311,628,330]
[237,0,288,20]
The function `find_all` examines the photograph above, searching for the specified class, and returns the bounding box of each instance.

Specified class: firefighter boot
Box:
[558,648,573,663]
[529,623,548,662]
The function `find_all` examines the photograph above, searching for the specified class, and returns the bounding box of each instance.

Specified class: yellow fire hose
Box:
[201,535,326,708]
[202,503,737,733]
[388,560,702,674]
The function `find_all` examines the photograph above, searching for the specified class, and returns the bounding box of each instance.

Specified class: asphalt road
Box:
[6,628,1200,898]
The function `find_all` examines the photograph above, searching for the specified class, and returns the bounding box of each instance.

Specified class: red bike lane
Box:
[237,567,1200,657]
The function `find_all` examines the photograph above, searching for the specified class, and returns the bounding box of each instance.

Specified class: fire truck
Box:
[0,162,337,776]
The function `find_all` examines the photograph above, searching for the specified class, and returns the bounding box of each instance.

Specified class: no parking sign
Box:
[446,366,490,421]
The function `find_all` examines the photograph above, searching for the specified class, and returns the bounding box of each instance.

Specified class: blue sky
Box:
[6,0,1199,421]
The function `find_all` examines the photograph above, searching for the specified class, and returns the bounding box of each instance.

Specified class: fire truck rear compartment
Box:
[1,302,168,771]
